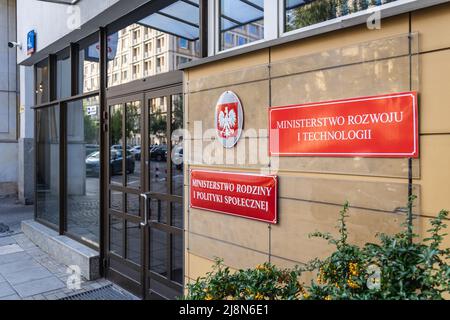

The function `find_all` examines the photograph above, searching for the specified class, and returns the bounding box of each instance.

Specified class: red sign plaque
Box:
[190,170,278,224]
[269,92,418,158]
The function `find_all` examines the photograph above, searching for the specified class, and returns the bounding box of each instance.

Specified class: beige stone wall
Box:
[183,3,450,285]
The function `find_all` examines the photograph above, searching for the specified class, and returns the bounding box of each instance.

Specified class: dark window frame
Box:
[33,30,102,252]
[32,0,208,277]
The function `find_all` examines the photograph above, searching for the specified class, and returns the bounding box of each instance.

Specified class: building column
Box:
[18,65,35,204]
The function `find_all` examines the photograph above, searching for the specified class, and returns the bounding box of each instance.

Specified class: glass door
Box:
[141,91,184,299]
[106,93,145,297]
[105,90,184,299]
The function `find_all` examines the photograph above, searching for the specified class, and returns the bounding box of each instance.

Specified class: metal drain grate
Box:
[60,284,136,300]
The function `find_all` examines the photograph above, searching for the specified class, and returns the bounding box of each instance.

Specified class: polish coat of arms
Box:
[215,91,243,148]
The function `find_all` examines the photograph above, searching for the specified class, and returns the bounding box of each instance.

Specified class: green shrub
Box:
[185,260,305,300]
[185,198,450,300]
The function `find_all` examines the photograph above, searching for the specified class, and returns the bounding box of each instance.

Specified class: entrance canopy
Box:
[138,0,200,40]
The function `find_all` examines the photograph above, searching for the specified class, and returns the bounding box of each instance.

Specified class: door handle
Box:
[140,192,150,227]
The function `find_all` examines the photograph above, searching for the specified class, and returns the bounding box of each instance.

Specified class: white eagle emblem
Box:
[218,106,237,138]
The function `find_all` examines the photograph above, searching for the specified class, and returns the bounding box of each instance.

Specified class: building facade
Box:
[14,0,450,299]
[0,0,18,198]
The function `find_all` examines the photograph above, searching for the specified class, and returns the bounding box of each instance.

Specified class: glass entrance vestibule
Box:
[32,0,207,299]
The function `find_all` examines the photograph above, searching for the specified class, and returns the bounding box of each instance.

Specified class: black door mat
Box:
[60,284,137,300]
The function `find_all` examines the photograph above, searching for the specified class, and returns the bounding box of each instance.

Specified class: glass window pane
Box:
[66,96,100,246]
[149,97,168,194]
[171,233,183,284]
[110,190,123,212]
[126,193,140,216]
[285,0,399,33]
[35,59,49,105]
[36,105,60,227]
[125,101,140,188]
[150,199,167,224]
[171,94,183,196]
[107,2,200,87]
[150,228,167,277]
[110,104,124,186]
[110,215,123,257]
[56,50,71,99]
[126,221,141,265]
[220,0,264,50]
[79,36,100,94]
[171,202,183,229]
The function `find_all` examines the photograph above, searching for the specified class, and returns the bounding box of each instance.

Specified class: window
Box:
[66,96,100,246]
[144,42,152,57]
[56,49,71,99]
[178,38,189,49]
[133,64,140,78]
[78,34,100,94]
[36,105,60,227]
[157,56,165,72]
[122,71,128,80]
[144,60,151,76]
[237,36,247,46]
[107,1,200,86]
[121,37,129,50]
[157,37,165,51]
[133,47,140,60]
[122,54,128,64]
[133,29,140,42]
[176,55,191,67]
[284,0,400,33]
[35,59,49,105]
[219,0,264,51]
[249,24,259,36]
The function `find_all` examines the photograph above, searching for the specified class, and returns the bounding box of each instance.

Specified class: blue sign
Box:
[27,30,36,55]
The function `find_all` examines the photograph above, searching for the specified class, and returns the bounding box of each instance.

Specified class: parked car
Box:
[130,145,141,160]
[85,144,99,157]
[86,151,101,177]
[110,149,135,175]
[150,145,167,162]
[85,149,135,177]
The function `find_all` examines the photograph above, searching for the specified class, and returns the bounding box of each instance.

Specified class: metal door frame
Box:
[103,72,183,299]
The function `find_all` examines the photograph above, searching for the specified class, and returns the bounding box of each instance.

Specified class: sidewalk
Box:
[0,197,134,300]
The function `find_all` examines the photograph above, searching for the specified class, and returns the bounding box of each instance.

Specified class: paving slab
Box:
[13,276,66,298]
[0,252,32,265]
[5,265,53,285]
[0,237,16,246]
[0,259,41,275]
[0,244,24,256]
[0,281,15,298]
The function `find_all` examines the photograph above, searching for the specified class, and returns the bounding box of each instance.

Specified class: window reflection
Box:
[125,101,141,189]
[66,96,100,246]
[36,106,60,226]
[220,0,264,50]
[35,59,49,105]
[79,36,100,94]
[285,0,399,32]
[110,104,124,186]
[56,50,71,99]
[171,94,183,197]
[107,1,200,87]
[149,97,168,194]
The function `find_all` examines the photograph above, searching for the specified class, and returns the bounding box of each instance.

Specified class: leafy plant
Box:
[185,198,450,300]
[303,197,450,300]
[184,259,305,300]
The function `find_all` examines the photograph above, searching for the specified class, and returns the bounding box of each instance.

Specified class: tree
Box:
[291,0,338,30]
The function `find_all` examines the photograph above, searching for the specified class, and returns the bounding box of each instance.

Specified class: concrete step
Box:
[21,220,100,280]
